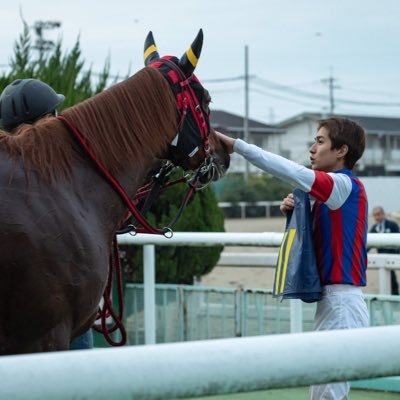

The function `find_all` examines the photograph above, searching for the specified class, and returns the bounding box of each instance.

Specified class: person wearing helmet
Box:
[0,78,94,350]
[0,78,65,132]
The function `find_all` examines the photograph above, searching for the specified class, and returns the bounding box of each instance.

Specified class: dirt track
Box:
[200,217,385,295]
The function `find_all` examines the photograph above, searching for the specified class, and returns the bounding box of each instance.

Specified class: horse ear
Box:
[179,29,203,76]
[144,31,160,66]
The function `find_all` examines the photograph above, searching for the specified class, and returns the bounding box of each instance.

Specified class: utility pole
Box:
[243,45,250,182]
[32,20,61,59]
[321,67,339,115]
[269,107,275,124]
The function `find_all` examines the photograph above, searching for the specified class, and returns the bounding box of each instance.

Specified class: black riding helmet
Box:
[0,79,65,131]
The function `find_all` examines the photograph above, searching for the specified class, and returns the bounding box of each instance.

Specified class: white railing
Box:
[1,325,400,399]
[120,231,400,247]
[218,201,282,218]
[118,232,400,344]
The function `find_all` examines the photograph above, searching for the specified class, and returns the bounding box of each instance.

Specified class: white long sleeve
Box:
[233,139,353,210]
[233,139,315,191]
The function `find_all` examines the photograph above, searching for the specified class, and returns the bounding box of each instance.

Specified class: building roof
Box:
[277,112,400,135]
[344,114,400,134]
[211,110,284,133]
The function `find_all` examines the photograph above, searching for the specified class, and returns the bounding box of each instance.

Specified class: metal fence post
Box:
[144,244,156,344]
[379,268,391,294]
[235,288,243,337]
[290,299,303,333]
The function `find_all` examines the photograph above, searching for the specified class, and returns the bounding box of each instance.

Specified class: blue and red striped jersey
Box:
[310,170,368,286]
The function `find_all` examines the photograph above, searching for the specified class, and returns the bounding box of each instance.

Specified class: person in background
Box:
[0,78,65,132]
[0,78,94,350]
[216,117,369,400]
[370,206,400,295]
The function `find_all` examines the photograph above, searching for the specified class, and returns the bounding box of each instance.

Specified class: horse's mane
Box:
[0,67,178,180]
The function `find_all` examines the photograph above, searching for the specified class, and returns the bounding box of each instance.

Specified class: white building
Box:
[277,112,400,175]
[212,110,400,176]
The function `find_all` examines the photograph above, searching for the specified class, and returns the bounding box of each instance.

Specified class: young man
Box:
[0,78,94,350]
[216,117,369,400]
[370,206,400,295]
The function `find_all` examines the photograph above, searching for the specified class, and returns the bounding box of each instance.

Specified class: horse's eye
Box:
[205,92,211,105]
[203,91,211,115]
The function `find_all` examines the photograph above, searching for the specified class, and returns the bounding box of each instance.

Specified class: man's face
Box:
[309,127,344,172]
[372,208,385,223]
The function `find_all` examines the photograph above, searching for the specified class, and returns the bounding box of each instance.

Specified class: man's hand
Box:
[215,130,236,154]
[280,193,294,216]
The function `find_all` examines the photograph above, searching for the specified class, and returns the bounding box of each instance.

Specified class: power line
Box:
[204,73,400,108]
[252,76,329,101]
[209,88,244,94]
[250,87,326,108]
[252,75,400,108]
[336,85,396,97]
[335,97,400,107]
[202,75,255,83]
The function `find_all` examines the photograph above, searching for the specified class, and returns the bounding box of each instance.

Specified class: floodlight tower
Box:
[32,20,61,59]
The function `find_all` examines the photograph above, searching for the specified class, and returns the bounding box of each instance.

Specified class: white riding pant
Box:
[309,284,369,400]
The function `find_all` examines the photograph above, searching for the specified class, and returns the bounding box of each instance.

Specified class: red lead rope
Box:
[92,237,126,346]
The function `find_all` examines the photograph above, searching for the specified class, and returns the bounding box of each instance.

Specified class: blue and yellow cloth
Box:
[273,189,322,302]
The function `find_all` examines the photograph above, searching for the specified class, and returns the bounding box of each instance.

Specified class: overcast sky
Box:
[2,0,400,124]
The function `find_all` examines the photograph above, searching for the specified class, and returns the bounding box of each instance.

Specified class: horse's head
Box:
[144,30,230,182]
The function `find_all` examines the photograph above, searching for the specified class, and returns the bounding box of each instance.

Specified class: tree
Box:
[121,170,225,285]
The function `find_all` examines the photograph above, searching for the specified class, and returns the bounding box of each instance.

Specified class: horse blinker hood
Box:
[143,30,210,168]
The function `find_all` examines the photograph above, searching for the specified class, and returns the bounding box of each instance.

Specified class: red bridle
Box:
[150,56,211,166]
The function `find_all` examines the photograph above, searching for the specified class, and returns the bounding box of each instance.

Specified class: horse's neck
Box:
[74,155,156,232]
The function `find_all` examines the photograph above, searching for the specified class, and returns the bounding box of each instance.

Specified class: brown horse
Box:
[0,31,230,355]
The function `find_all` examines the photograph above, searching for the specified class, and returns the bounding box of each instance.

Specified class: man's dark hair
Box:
[318,117,366,169]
